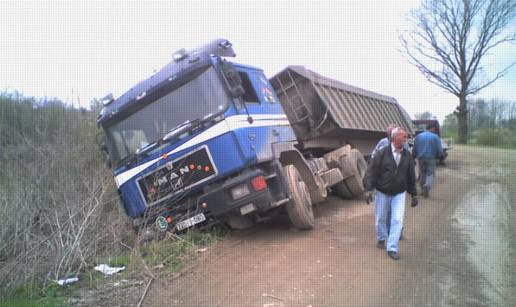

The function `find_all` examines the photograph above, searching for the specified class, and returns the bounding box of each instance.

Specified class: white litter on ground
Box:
[56,277,79,286]
[94,264,126,275]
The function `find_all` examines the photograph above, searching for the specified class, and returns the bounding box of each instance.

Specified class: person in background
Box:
[364,127,418,260]
[371,124,397,159]
[413,122,444,198]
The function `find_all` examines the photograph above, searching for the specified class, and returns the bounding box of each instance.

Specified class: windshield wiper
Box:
[123,113,220,166]
[129,119,202,160]
[117,147,156,167]
[162,113,218,142]
[117,152,140,167]
[162,119,198,142]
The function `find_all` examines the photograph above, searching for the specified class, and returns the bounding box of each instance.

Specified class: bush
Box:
[0,93,131,297]
[475,128,500,146]
[474,128,516,148]
[499,130,516,149]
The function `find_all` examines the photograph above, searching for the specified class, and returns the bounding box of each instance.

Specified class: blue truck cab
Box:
[97,39,299,231]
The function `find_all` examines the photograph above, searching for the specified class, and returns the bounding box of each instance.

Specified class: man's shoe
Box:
[422,187,429,198]
[376,240,385,249]
[387,251,400,260]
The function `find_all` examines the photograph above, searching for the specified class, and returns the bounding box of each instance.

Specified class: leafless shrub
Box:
[0,125,131,297]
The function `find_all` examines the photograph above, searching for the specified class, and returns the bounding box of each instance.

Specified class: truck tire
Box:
[339,149,367,197]
[439,150,448,166]
[283,164,314,230]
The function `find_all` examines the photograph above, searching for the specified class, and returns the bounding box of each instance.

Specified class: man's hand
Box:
[365,191,374,205]
[411,195,419,207]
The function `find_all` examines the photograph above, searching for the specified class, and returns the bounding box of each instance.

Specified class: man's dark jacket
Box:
[363,143,417,196]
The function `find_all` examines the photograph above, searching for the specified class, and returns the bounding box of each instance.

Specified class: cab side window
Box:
[238,72,259,103]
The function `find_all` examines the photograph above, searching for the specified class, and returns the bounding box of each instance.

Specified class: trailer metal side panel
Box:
[270,66,414,146]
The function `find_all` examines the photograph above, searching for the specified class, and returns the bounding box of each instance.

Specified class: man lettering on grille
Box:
[363,127,418,260]
[413,122,444,198]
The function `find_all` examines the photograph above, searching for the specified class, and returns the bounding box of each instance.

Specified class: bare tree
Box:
[401,0,516,143]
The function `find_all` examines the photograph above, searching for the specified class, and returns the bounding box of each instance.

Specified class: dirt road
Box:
[143,145,516,307]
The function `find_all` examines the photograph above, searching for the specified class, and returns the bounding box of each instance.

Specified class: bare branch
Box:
[468,62,516,94]
[400,34,461,95]
[400,0,516,143]
[466,0,516,86]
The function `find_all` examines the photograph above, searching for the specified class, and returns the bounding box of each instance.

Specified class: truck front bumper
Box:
[146,169,278,231]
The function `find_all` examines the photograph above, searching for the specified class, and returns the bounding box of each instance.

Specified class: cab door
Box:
[229,67,295,162]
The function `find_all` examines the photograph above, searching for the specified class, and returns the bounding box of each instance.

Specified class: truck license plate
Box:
[175,213,206,231]
[240,203,256,215]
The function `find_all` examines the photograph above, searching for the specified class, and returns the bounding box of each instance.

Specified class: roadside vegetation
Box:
[0,92,227,305]
[442,98,516,149]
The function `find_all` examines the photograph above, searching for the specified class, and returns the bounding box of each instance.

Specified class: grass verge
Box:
[0,282,71,307]
[133,226,230,276]
[1,225,230,306]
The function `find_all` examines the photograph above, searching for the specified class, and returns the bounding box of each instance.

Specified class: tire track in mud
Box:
[383,147,516,307]
[435,151,516,306]
[452,182,513,305]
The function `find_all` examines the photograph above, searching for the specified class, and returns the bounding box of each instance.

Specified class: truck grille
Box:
[137,146,217,206]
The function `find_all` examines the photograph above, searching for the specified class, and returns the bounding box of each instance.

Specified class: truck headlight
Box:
[230,184,251,200]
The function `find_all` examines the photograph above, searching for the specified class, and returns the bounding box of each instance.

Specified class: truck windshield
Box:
[105,66,229,166]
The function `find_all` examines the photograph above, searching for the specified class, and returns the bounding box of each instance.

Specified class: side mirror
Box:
[95,132,107,149]
[229,85,245,99]
[95,132,111,168]
[221,61,244,98]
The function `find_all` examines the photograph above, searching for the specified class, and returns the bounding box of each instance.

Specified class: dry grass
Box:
[0,94,133,298]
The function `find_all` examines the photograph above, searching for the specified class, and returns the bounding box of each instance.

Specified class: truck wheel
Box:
[339,149,367,197]
[439,151,448,166]
[283,164,314,230]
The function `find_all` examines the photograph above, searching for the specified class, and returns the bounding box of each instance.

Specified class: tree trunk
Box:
[455,95,468,144]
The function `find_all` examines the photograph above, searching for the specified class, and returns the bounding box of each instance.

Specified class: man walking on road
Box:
[371,124,408,240]
[413,123,444,198]
[364,127,418,260]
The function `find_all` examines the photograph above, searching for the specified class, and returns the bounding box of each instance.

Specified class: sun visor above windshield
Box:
[97,39,235,127]
[190,39,236,58]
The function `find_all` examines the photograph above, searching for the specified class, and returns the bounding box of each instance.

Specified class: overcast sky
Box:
[1,0,515,121]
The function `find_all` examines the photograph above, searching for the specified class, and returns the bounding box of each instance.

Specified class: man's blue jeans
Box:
[374,191,406,252]
[418,158,436,190]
